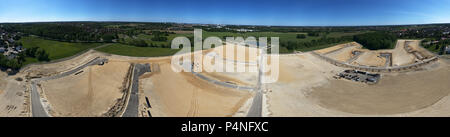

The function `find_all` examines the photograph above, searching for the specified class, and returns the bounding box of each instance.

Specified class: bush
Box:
[36,49,50,61]
[296,34,306,39]
[307,32,320,37]
[151,36,168,41]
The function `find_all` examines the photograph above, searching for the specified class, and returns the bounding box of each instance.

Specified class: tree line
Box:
[0,47,49,71]
[281,36,353,52]
[353,32,397,50]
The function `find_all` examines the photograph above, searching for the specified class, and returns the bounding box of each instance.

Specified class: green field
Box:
[425,44,443,53]
[96,43,180,57]
[118,33,192,47]
[19,36,103,64]
[121,30,368,47]
[18,31,367,61]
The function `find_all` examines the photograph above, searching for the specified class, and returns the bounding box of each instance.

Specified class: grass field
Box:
[95,43,180,57]
[425,44,443,53]
[121,30,369,47]
[19,36,103,65]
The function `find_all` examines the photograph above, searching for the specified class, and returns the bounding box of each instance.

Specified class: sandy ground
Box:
[316,40,427,68]
[199,72,256,86]
[392,40,417,66]
[0,72,5,95]
[266,53,345,116]
[0,72,28,117]
[199,55,258,86]
[5,39,445,117]
[212,44,260,63]
[321,40,421,67]
[267,51,450,116]
[40,61,130,116]
[351,51,386,67]
[406,40,435,59]
[309,63,450,115]
[140,62,252,117]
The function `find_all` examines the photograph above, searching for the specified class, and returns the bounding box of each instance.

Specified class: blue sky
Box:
[0,0,450,26]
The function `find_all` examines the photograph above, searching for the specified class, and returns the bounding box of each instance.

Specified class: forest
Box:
[353,32,397,50]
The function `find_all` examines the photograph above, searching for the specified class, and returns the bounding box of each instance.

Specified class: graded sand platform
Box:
[325,45,362,62]
[351,51,386,67]
[199,56,258,86]
[314,42,354,54]
[211,44,260,63]
[392,40,416,66]
[40,61,131,116]
[139,62,252,117]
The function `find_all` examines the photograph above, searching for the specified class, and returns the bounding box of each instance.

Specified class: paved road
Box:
[30,80,49,117]
[122,63,151,117]
[247,48,265,117]
[30,57,107,117]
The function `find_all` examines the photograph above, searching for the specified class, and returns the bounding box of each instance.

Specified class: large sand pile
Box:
[40,61,131,116]
[140,62,252,117]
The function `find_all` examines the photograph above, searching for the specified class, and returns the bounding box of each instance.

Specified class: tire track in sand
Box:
[186,88,199,117]
[85,67,94,114]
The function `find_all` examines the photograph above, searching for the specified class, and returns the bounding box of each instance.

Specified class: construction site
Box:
[1,39,449,117]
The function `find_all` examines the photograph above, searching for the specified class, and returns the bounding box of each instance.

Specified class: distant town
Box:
[0,26,23,60]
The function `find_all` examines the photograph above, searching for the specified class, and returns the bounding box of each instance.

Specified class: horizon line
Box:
[1,20,450,27]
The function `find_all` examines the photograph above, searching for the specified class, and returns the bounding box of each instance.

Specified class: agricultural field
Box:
[95,43,180,57]
[119,33,192,47]
[204,31,369,45]
[19,36,103,64]
[119,30,369,54]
